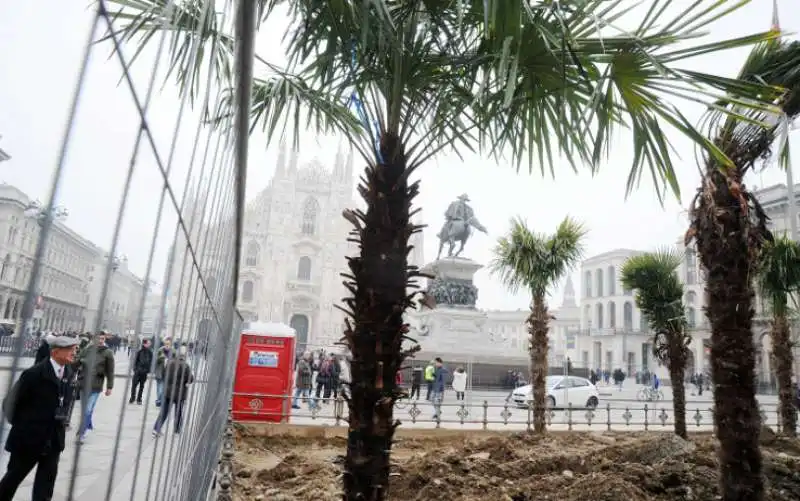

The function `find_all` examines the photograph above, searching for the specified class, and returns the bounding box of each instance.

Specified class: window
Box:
[0,254,9,281]
[583,304,591,328]
[595,303,604,329]
[608,301,616,328]
[206,276,217,300]
[301,198,319,236]
[640,313,649,333]
[297,256,311,280]
[686,270,697,285]
[607,266,615,295]
[595,269,604,297]
[569,377,589,388]
[241,280,254,302]
[584,271,592,298]
[623,302,633,331]
[687,307,696,328]
[685,249,697,284]
[245,241,260,267]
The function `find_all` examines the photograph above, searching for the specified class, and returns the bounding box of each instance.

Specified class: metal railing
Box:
[230,392,795,434]
[0,1,254,500]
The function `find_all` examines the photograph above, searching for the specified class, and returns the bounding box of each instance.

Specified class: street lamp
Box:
[24,201,68,226]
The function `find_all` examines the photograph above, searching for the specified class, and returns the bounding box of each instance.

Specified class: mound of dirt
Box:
[232,430,800,501]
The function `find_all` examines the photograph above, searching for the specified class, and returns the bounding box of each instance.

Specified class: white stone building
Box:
[0,183,143,334]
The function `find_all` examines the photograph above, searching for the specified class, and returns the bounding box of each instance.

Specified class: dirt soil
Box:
[232,427,800,501]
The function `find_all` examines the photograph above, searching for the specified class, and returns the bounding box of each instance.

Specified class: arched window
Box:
[607,266,615,295]
[0,254,9,281]
[206,276,217,300]
[245,241,260,267]
[640,312,649,333]
[297,256,311,280]
[623,302,633,331]
[583,304,591,328]
[301,198,319,236]
[584,271,592,298]
[686,307,696,328]
[241,280,254,302]
[595,269,604,297]
[685,291,697,305]
[608,301,616,328]
[596,303,604,329]
[3,298,10,318]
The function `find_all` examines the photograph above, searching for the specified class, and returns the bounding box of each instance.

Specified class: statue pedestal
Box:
[420,257,483,309]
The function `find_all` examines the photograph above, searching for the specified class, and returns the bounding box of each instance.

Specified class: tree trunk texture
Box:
[771,314,797,437]
[691,166,764,501]
[667,341,688,439]
[341,133,420,501]
[529,295,549,434]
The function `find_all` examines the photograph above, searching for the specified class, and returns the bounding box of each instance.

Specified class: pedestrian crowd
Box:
[0,330,194,501]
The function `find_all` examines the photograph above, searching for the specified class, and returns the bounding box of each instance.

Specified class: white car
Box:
[510,375,599,409]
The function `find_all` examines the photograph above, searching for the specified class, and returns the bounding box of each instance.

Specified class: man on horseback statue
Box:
[436,193,487,259]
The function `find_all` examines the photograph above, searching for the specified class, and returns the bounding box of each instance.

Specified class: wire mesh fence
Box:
[0,1,255,500]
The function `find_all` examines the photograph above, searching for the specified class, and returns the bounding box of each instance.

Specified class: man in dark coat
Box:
[152,348,193,436]
[129,339,152,405]
[0,334,78,501]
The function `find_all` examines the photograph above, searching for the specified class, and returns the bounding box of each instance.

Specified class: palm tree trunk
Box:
[529,295,549,434]
[772,313,797,437]
[342,133,416,501]
[692,166,764,501]
[667,340,688,439]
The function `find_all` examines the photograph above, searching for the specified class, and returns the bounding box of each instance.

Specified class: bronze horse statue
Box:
[437,216,487,259]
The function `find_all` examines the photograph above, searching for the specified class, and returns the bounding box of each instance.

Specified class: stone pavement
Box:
[0,352,204,501]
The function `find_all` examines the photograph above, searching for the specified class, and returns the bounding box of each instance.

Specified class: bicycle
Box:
[394,389,412,410]
[636,386,664,402]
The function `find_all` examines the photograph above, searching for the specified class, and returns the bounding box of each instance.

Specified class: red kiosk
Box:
[232,322,296,422]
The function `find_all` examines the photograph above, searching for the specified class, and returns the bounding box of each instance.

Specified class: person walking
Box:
[292,353,315,409]
[129,339,153,405]
[75,332,115,444]
[431,358,448,420]
[34,336,50,364]
[154,338,174,407]
[410,367,422,400]
[452,366,467,401]
[424,360,435,401]
[152,348,193,437]
[0,335,78,501]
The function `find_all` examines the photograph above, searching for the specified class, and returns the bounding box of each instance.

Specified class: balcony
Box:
[566,327,650,337]
[286,280,320,299]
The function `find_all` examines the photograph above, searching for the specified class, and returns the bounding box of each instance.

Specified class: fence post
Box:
[216,408,235,501]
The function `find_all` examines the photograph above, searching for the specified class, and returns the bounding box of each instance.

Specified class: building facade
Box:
[0,183,143,334]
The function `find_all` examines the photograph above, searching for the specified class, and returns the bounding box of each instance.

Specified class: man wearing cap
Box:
[0,334,78,501]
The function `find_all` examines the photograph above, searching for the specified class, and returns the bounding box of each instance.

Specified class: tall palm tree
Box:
[490,217,586,433]
[107,1,781,498]
[620,249,691,439]
[758,235,800,438]
[687,37,800,500]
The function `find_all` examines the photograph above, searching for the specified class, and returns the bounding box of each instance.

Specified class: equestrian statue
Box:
[436,193,487,259]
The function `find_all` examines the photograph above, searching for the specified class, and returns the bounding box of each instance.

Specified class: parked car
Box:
[510,375,599,409]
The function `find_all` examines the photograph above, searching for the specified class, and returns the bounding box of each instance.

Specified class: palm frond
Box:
[758,236,800,316]
[620,248,689,364]
[490,216,586,298]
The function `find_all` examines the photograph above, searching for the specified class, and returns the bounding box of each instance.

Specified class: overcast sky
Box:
[1,0,799,313]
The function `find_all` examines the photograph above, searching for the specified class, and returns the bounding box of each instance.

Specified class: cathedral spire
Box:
[334,142,345,179]
[562,275,576,308]
[288,142,299,176]
[275,141,287,179]
[345,145,354,182]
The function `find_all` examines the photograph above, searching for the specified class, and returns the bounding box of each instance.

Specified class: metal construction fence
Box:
[230,392,796,434]
[0,1,255,500]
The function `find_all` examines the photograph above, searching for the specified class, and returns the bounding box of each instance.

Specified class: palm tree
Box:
[106,1,781,498]
[620,249,691,439]
[758,236,800,437]
[687,37,800,500]
[490,217,586,433]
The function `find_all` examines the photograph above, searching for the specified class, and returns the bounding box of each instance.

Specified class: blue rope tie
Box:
[348,41,385,164]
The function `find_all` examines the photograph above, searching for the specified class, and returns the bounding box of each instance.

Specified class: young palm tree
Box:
[758,236,800,437]
[687,38,800,500]
[107,1,781,498]
[490,217,586,433]
[620,249,691,439]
